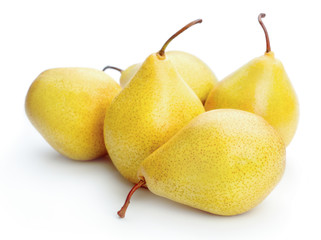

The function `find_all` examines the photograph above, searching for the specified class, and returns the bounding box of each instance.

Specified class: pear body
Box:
[120,51,218,103]
[119,63,140,88]
[205,52,299,146]
[104,53,205,183]
[139,109,285,216]
[25,68,121,160]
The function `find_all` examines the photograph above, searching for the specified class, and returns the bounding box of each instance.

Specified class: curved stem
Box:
[102,65,123,73]
[157,19,202,57]
[258,13,271,53]
[117,179,146,218]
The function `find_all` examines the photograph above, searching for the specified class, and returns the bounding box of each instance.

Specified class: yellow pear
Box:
[166,51,218,103]
[119,64,140,87]
[25,68,121,160]
[205,13,299,146]
[104,20,205,184]
[118,109,286,217]
[104,51,218,104]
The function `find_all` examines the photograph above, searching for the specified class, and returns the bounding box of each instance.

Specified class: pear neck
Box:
[264,51,274,58]
[156,53,166,60]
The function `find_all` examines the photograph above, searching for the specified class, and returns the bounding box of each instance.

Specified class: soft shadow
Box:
[33,147,132,187]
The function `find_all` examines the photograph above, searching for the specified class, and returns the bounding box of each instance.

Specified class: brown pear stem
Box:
[117,179,146,218]
[157,19,202,57]
[102,65,123,72]
[258,13,271,53]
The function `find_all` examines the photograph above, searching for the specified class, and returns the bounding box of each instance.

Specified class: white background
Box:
[1,0,320,239]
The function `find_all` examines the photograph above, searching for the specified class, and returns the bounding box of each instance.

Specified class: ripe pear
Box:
[104,20,205,184]
[205,14,299,146]
[166,51,218,103]
[25,68,121,160]
[118,109,286,217]
[108,51,218,104]
[119,64,140,87]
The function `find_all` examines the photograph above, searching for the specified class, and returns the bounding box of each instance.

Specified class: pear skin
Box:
[118,109,285,218]
[166,51,218,103]
[104,19,205,183]
[104,53,204,183]
[205,14,299,146]
[119,51,218,104]
[119,63,140,88]
[25,68,121,160]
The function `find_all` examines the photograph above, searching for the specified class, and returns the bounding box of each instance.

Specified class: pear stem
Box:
[258,13,271,53]
[117,179,146,218]
[157,19,202,57]
[102,65,123,73]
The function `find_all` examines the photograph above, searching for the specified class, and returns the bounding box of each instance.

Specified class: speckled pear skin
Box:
[139,109,286,216]
[205,52,299,146]
[167,51,218,103]
[104,53,205,184]
[119,51,218,103]
[25,68,121,160]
